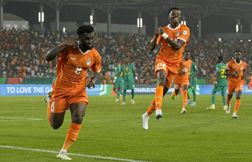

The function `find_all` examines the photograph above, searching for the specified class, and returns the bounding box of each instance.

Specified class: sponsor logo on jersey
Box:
[86,58,91,66]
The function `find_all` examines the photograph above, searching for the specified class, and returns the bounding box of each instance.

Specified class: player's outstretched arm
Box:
[46,40,78,62]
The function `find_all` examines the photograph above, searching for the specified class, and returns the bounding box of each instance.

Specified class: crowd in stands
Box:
[0,29,251,85]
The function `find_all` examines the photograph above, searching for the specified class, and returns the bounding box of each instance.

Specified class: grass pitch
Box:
[0,95,252,162]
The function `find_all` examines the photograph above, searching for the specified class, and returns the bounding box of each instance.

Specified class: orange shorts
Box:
[228,82,243,94]
[155,59,177,88]
[174,74,189,88]
[48,88,88,113]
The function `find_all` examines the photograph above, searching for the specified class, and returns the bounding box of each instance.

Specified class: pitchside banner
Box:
[127,84,252,95]
[0,84,251,96]
[0,84,110,96]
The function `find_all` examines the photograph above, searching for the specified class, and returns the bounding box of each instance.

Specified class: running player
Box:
[46,25,102,160]
[225,50,248,118]
[171,50,192,114]
[142,7,190,130]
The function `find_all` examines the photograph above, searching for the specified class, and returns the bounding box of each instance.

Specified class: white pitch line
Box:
[0,145,149,162]
[0,117,42,121]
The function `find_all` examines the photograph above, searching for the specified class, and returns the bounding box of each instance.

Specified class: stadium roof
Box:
[3,0,252,35]
[4,0,252,18]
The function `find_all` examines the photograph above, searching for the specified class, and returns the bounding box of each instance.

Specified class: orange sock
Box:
[47,102,51,123]
[62,122,81,151]
[182,90,188,108]
[146,99,155,115]
[234,99,241,113]
[155,85,164,110]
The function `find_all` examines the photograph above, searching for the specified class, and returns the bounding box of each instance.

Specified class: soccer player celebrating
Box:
[113,61,124,104]
[122,57,136,105]
[207,56,228,111]
[225,50,248,118]
[46,25,102,160]
[171,50,193,114]
[142,7,190,130]
[187,55,198,106]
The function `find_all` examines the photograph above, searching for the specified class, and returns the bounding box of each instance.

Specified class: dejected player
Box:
[207,56,228,111]
[122,56,136,105]
[113,61,124,104]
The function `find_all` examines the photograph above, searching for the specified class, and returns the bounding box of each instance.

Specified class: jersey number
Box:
[219,69,226,78]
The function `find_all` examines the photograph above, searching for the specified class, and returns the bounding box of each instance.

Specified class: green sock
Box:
[192,90,196,102]
[221,92,226,106]
[211,94,215,105]
[123,90,126,102]
[131,89,135,99]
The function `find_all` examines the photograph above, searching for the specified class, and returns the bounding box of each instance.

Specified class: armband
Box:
[161,33,169,39]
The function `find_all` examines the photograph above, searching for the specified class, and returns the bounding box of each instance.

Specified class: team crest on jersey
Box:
[86,58,91,66]
[183,30,188,35]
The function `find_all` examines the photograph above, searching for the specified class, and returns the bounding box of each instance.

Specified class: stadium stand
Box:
[0,29,251,84]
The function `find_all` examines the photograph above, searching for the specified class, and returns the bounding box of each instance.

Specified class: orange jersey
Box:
[156,24,190,71]
[178,59,193,78]
[248,75,252,88]
[226,60,248,84]
[174,59,193,85]
[249,75,252,84]
[54,47,102,91]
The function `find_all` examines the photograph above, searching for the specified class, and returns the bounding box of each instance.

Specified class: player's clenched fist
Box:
[232,71,239,77]
[155,27,164,35]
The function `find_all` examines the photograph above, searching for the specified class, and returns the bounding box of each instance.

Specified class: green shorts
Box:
[212,85,227,95]
[114,78,124,89]
[189,81,197,90]
[124,80,135,90]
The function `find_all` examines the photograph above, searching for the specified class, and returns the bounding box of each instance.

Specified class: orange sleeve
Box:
[177,26,190,43]
[56,49,68,72]
[245,62,249,70]
[91,50,102,73]
[226,61,232,70]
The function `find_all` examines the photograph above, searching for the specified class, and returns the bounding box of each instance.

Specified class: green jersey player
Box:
[188,56,197,106]
[113,62,124,103]
[207,56,228,110]
[122,58,136,105]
